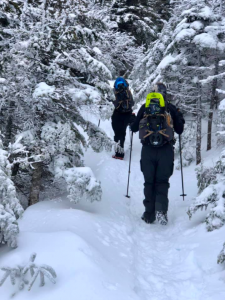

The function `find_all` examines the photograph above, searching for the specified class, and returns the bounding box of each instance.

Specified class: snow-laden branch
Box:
[201,72,225,84]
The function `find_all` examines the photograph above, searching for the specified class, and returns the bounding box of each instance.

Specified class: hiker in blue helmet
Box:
[111,76,135,160]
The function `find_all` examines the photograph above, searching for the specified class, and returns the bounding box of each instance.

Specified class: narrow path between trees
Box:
[87,120,224,300]
[1,118,225,300]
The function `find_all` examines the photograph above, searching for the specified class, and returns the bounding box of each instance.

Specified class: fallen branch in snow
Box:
[0,253,57,295]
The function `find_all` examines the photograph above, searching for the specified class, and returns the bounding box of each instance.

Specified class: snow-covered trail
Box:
[1,116,225,300]
[84,118,225,300]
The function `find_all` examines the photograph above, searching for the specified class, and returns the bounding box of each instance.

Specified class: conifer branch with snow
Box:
[0,253,57,295]
[187,151,225,231]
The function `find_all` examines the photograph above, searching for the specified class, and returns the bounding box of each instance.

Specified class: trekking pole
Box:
[179,135,187,201]
[126,131,134,198]
[98,105,102,127]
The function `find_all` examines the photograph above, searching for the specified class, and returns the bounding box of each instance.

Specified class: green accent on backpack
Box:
[145,92,165,109]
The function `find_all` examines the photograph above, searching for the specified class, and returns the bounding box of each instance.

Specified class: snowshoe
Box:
[156,211,168,225]
[112,155,124,160]
[141,211,155,224]
[112,151,124,160]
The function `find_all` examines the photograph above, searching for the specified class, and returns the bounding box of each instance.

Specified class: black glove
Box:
[168,104,185,124]
[177,109,185,124]
[129,113,136,124]
[176,109,185,124]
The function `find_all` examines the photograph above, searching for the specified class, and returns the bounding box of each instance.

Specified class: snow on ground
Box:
[0,111,225,300]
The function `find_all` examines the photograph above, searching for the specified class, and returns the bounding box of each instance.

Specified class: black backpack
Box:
[139,92,174,147]
[113,77,132,112]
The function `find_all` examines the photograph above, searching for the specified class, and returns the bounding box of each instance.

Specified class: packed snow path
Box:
[0,118,225,300]
[85,123,225,300]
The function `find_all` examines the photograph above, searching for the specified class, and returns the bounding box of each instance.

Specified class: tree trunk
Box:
[28,162,43,206]
[207,58,219,151]
[196,50,202,165]
[196,101,202,165]
[4,100,15,147]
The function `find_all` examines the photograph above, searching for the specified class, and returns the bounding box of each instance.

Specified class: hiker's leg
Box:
[112,112,125,157]
[141,145,157,218]
[112,112,120,143]
[155,143,174,212]
[119,113,131,149]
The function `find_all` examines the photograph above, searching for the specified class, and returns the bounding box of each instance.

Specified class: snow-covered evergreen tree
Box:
[187,148,225,232]
[0,135,23,248]
[109,0,171,48]
[87,1,145,76]
[0,0,122,206]
[132,0,225,165]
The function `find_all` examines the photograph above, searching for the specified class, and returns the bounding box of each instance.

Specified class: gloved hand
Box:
[129,113,136,124]
[176,109,185,124]
[168,103,185,124]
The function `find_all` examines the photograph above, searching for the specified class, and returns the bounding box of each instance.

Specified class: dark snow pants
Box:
[112,110,131,150]
[140,143,174,217]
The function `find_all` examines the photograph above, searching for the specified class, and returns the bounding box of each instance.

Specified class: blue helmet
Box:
[114,77,128,90]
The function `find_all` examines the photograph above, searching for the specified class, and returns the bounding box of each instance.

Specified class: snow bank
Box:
[0,198,139,300]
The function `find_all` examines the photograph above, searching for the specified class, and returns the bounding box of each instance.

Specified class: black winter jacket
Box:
[130,103,185,135]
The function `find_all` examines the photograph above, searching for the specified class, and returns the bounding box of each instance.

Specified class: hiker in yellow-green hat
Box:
[130,83,185,225]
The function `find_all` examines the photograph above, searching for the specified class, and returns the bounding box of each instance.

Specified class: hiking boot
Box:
[141,211,155,224]
[156,211,168,225]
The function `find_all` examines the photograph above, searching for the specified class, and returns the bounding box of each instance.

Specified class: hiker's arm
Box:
[168,103,185,135]
[130,104,145,133]
[111,89,118,106]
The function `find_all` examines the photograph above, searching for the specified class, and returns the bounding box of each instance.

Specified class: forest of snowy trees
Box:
[0,0,225,288]
[0,0,169,247]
